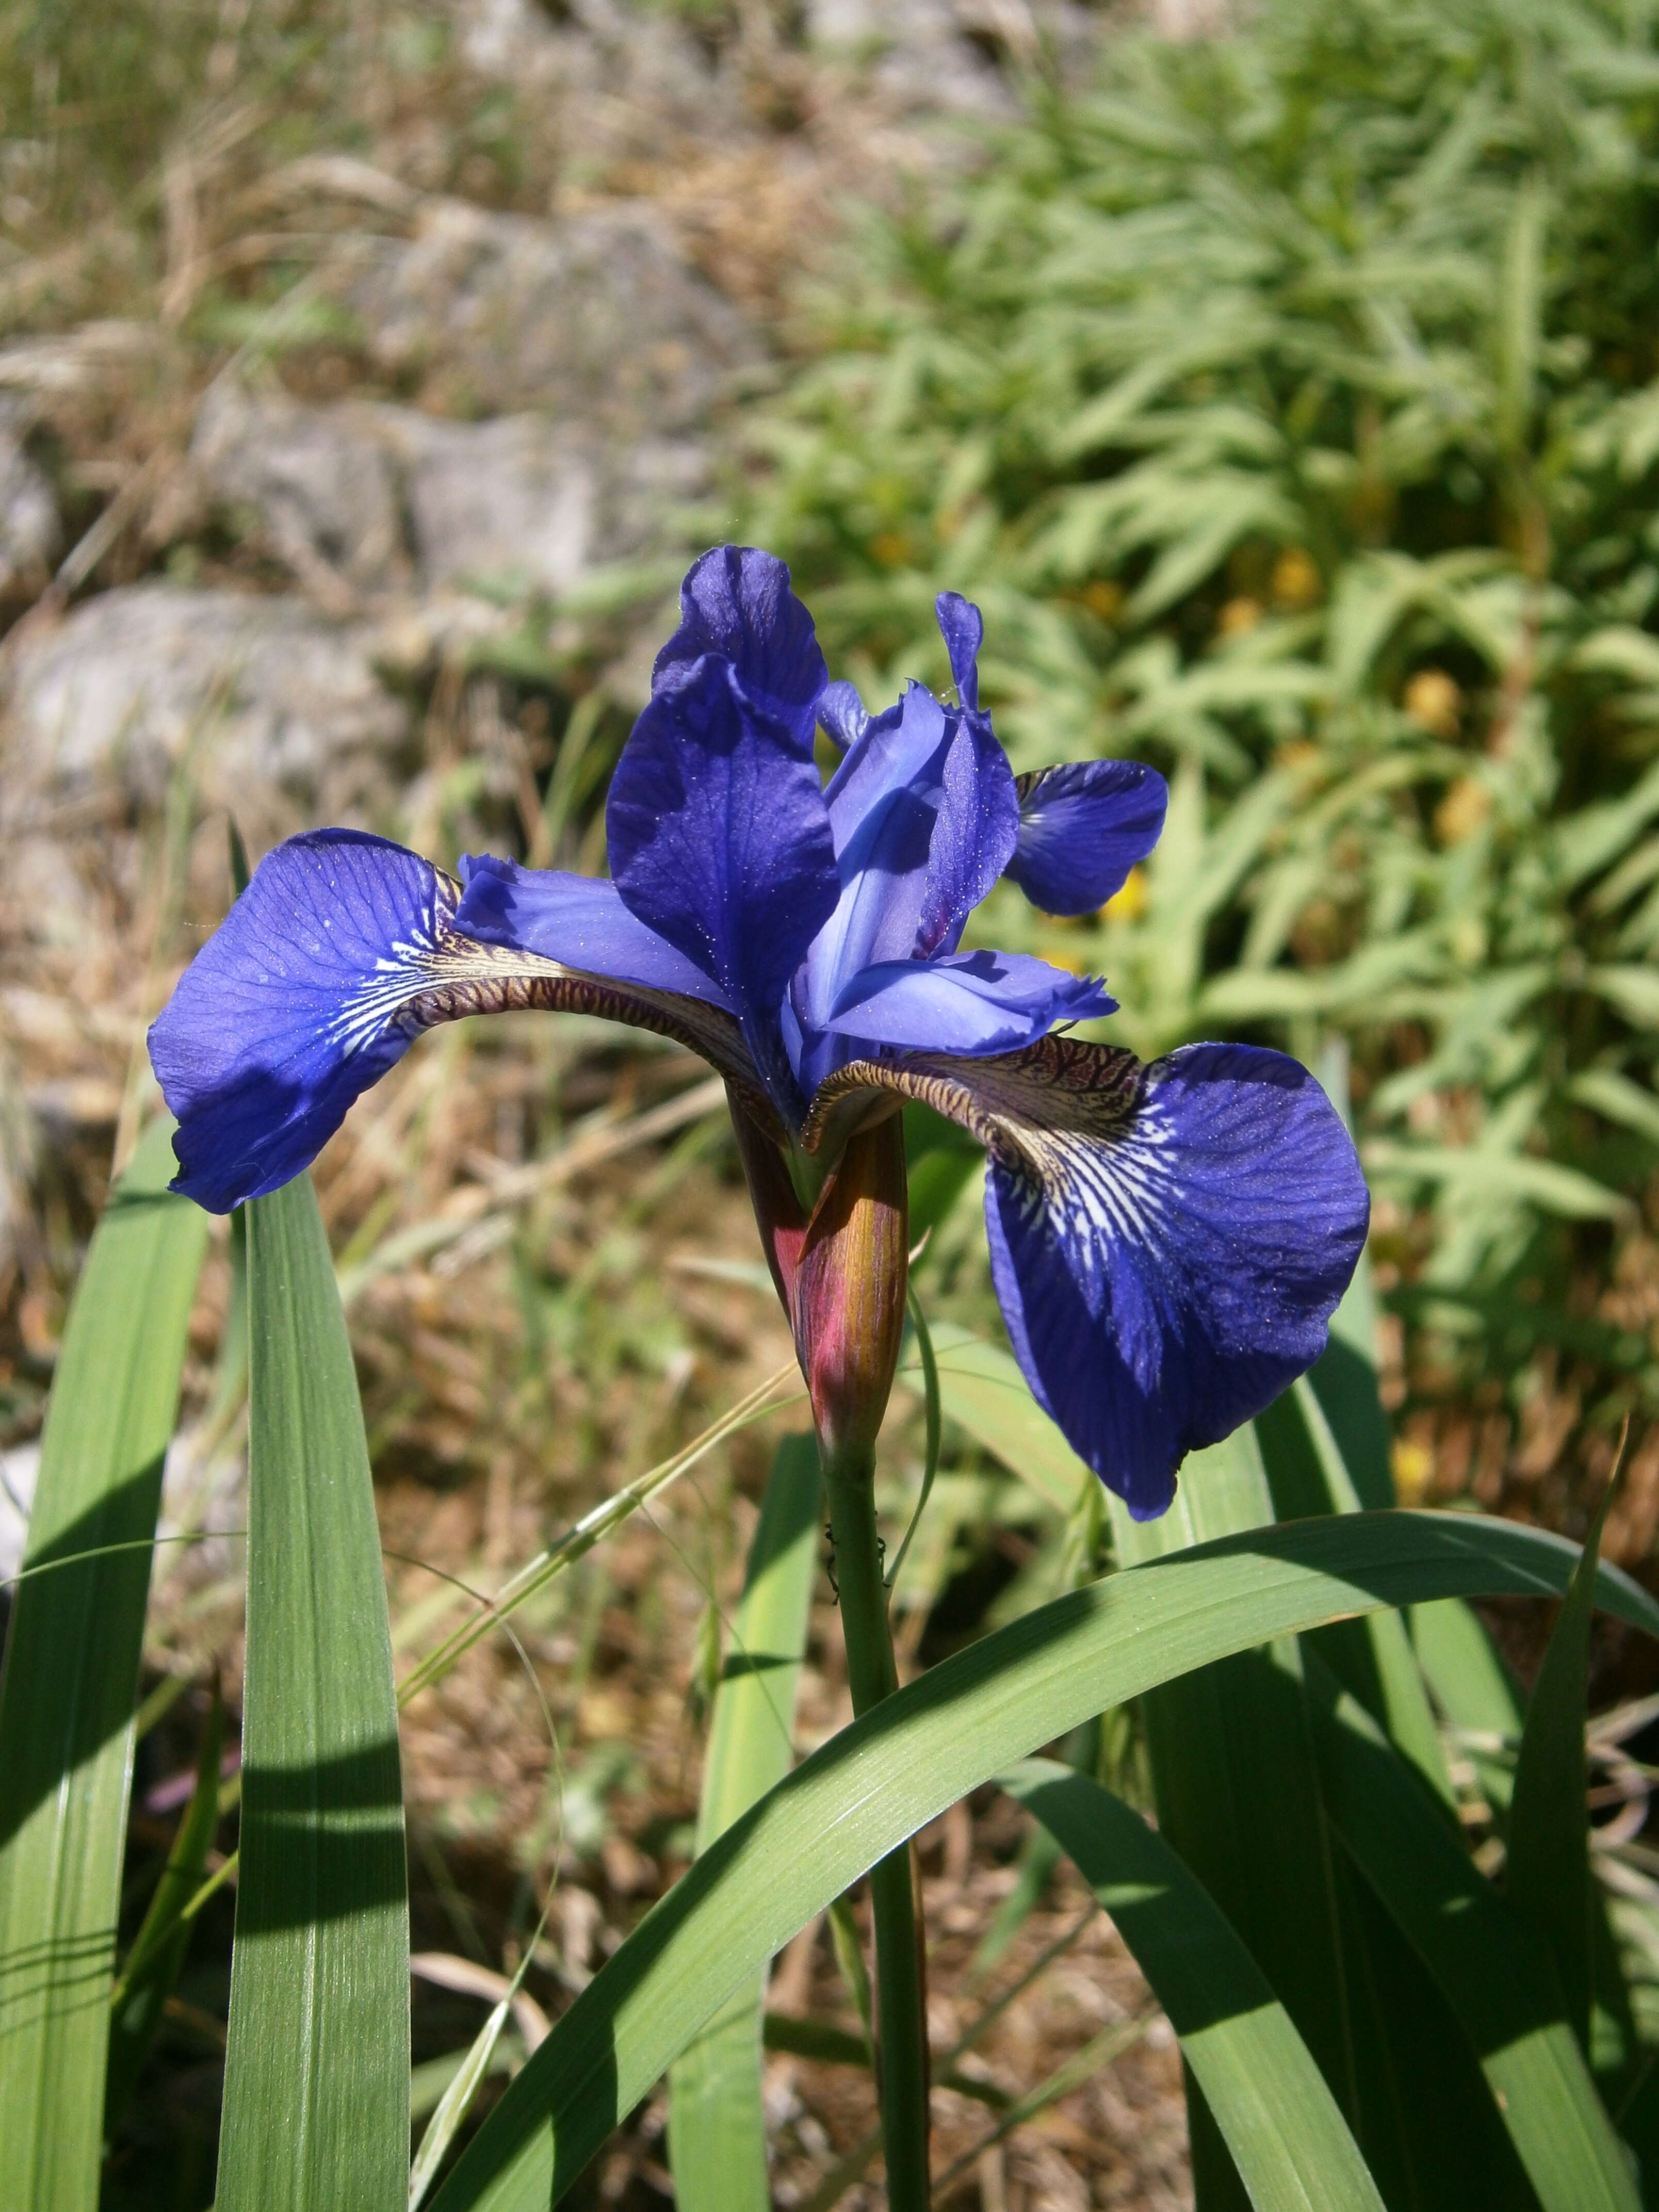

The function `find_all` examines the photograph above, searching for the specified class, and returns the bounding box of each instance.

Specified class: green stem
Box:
[823,1451,931,2208]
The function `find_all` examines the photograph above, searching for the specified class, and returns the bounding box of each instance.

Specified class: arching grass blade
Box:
[0,1116,208,2212]
[428,1509,1659,2212]
[1004,1760,1387,2212]
[215,1173,409,2212]
[670,1436,821,2212]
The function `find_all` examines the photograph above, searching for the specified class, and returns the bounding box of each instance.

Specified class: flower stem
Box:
[823,1449,931,2209]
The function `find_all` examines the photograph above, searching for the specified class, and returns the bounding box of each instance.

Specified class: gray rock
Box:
[190,381,708,603]
[367,407,708,596]
[191,381,408,598]
[0,414,60,599]
[2,585,409,818]
[344,198,757,429]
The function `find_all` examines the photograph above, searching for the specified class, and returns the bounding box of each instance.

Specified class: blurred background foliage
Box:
[742,0,1659,1529]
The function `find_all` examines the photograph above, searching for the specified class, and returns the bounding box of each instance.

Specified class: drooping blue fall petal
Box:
[150,829,773,1212]
[1005,760,1169,917]
[606,651,839,1112]
[456,855,730,1005]
[803,1037,1368,1516]
[824,948,1115,1055]
[650,545,826,751]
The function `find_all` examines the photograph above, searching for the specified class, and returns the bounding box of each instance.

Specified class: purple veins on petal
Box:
[984,1042,1369,1516]
[800,1035,1369,1519]
[149,831,486,1214]
[1005,759,1169,918]
[651,545,827,752]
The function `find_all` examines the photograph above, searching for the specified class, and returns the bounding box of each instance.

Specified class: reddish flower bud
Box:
[790,1111,909,1470]
[729,1097,909,1469]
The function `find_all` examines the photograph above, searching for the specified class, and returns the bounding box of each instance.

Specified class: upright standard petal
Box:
[818,679,869,751]
[935,591,983,711]
[803,1036,1369,1517]
[651,546,827,751]
[824,948,1115,1055]
[150,829,773,1212]
[606,653,839,1115]
[1005,760,1169,917]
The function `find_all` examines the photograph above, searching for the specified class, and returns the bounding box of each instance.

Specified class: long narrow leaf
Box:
[1507,1484,1614,2055]
[105,1687,225,2132]
[429,1509,1659,2212]
[1005,1760,1387,2212]
[0,1117,208,2212]
[1108,1428,1353,2210]
[1306,1652,1639,2212]
[216,1174,409,2212]
[670,1436,821,2212]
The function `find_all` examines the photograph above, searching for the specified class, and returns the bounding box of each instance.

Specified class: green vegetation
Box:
[746,0,1659,1469]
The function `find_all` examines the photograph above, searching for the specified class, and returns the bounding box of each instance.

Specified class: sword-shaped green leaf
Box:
[215,1173,409,2212]
[428,1508,1659,2212]
[0,1117,208,2212]
[670,1436,821,2212]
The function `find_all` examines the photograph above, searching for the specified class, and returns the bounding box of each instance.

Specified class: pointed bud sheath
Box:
[794,1113,909,1469]
[729,1097,909,1473]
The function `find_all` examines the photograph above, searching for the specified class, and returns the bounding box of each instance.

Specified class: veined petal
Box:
[652,546,826,752]
[803,1036,1368,1517]
[824,948,1115,1055]
[1006,760,1168,917]
[607,652,839,1115]
[149,829,772,1213]
[455,856,731,1006]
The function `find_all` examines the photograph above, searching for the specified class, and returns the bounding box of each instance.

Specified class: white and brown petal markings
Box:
[390,869,783,1141]
[800,1031,1146,1182]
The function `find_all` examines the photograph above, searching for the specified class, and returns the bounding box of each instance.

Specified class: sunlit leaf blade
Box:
[105,1686,225,2134]
[0,1116,208,2212]
[670,1436,820,2212]
[1256,1380,1454,1812]
[1004,1760,1387,2212]
[1507,1484,1615,2057]
[1306,1652,1640,2212]
[216,1173,409,2212]
[429,1510,1659,2212]
[1108,1428,1353,2211]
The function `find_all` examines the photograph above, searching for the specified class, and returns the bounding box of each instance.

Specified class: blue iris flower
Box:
[149,546,1368,1518]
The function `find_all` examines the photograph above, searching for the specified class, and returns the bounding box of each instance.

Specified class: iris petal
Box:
[1006,760,1169,917]
[803,1036,1368,1517]
[607,652,839,1116]
[652,545,827,752]
[935,591,983,711]
[824,948,1114,1055]
[150,828,772,1213]
[818,679,869,751]
[456,856,731,1006]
